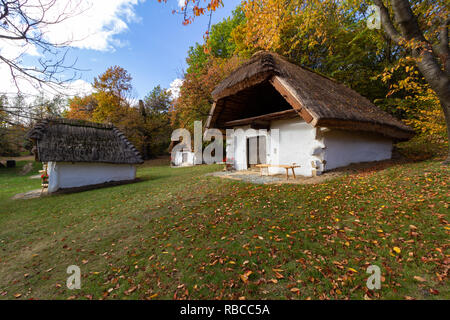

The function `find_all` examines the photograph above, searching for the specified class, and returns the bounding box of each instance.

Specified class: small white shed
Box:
[205,51,415,177]
[27,118,144,193]
[171,150,196,167]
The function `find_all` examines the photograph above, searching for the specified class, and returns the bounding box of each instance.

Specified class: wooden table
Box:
[256,164,301,180]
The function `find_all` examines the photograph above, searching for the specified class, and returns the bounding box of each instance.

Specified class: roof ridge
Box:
[45,117,114,129]
[252,51,338,83]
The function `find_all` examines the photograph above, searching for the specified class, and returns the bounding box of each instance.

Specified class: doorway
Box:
[247,136,266,168]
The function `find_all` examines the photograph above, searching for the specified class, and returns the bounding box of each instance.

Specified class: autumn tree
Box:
[175,0,448,158]
[66,95,98,121]
[66,66,174,159]
[67,66,133,125]
[137,86,172,158]
[90,66,133,124]
[172,56,243,130]
[372,0,449,162]
[172,7,245,130]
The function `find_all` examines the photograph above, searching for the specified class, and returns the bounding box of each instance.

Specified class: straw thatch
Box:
[27,118,144,164]
[207,51,415,140]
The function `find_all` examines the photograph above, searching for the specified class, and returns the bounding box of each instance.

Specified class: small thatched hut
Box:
[27,118,143,193]
[206,51,414,176]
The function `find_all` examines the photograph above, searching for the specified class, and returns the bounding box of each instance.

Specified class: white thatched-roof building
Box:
[206,51,414,176]
[27,118,143,193]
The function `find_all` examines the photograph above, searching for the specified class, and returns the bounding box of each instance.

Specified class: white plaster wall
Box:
[172,151,195,167]
[268,119,320,176]
[323,130,393,171]
[229,119,321,177]
[47,162,137,193]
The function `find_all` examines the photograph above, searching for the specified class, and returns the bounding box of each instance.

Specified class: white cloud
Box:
[0,0,144,97]
[42,0,144,52]
[178,0,186,8]
[0,59,93,100]
[63,79,94,97]
[169,78,183,100]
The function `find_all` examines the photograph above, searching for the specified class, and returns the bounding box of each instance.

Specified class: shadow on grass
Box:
[52,176,154,195]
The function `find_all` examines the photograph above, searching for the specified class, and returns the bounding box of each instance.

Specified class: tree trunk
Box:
[440,99,450,164]
[374,0,450,163]
[414,49,450,163]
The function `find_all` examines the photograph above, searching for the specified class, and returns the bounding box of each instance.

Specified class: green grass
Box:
[0,160,448,300]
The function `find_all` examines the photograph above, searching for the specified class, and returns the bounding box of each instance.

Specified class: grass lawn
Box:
[0,160,448,300]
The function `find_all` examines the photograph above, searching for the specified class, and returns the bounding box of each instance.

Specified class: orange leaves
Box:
[240,270,253,283]
[171,55,244,128]
[290,287,300,294]
[175,0,223,26]
[413,276,426,283]
[272,268,284,279]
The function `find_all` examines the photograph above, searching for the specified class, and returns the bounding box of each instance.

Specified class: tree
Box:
[91,66,133,124]
[172,7,245,130]
[172,55,243,130]
[0,95,29,156]
[0,95,9,154]
[66,66,174,159]
[206,6,245,57]
[138,86,172,158]
[0,0,82,93]
[373,0,449,163]
[93,66,133,102]
[66,94,98,121]
[170,0,223,26]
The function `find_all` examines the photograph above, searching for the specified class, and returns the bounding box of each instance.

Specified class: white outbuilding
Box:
[27,118,144,193]
[171,150,196,167]
[205,51,414,177]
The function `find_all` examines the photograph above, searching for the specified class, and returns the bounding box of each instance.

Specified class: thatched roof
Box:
[207,51,414,140]
[27,118,144,164]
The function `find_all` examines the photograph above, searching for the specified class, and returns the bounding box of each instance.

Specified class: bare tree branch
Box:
[0,0,86,95]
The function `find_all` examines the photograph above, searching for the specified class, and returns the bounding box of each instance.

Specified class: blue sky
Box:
[70,0,242,99]
[0,0,242,100]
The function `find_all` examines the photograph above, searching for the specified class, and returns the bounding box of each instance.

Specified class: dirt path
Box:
[208,158,411,185]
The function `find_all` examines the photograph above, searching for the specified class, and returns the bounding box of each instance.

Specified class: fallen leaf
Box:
[274,271,284,279]
[413,276,426,282]
[240,270,253,283]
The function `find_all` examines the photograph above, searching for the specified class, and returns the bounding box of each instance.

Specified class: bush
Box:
[396,136,448,161]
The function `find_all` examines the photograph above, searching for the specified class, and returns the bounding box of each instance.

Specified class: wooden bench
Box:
[255,164,301,180]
